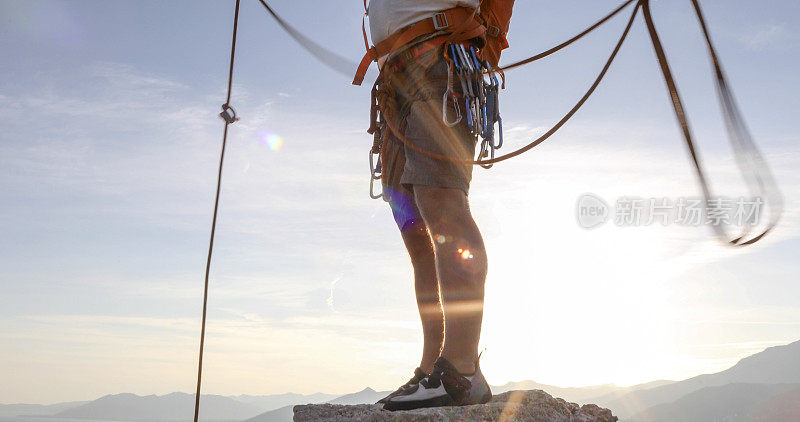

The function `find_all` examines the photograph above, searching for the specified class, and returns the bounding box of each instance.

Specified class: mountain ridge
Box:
[601,340,800,419]
[630,383,800,422]
[55,392,261,421]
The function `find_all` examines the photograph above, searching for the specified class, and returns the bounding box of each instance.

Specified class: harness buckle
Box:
[486,25,502,38]
[432,12,450,31]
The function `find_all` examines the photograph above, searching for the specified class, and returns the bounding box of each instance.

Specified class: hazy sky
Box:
[1,0,799,405]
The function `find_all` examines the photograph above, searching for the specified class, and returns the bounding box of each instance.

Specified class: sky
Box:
[1,0,799,405]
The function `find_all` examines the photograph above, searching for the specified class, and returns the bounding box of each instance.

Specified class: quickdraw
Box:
[443,43,505,169]
[368,81,387,200]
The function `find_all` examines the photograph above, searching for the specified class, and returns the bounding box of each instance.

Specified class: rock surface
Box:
[293,390,617,421]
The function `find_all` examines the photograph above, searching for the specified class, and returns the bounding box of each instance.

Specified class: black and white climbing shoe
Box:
[383,357,492,411]
[376,367,428,404]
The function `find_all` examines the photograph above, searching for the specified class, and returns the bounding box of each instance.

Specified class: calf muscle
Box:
[414,185,488,374]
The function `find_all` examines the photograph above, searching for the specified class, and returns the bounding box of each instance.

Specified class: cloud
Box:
[738,23,792,51]
[0,310,420,401]
[0,59,370,238]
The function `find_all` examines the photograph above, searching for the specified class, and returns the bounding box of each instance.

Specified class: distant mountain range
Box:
[3,339,800,422]
[231,392,338,412]
[597,339,800,420]
[490,379,676,405]
[631,383,800,422]
[243,388,391,422]
[0,401,88,417]
[55,392,262,421]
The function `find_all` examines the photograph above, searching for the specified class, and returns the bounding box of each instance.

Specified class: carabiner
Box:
[442,60,462,127]
[464,97,474,130]
[468,46,484,78]
[470,99,481,135]
[370,177,383,200]
[478,138,495,169]
[443,89,462,127]
[369,150,383,200]
[496,115,504,150]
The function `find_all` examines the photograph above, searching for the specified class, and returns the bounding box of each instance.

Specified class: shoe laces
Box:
[395,368,426,394]
[420,358,471,397]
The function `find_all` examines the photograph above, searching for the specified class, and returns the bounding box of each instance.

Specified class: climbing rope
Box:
[255,0,358,77]
[194,1,240,421]
[640,0,782,245]
[499,0,638,72]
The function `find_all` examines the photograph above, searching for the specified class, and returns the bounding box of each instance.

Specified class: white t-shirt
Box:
[368,0,480,45]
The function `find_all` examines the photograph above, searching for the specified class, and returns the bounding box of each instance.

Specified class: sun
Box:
[477,195,679,387]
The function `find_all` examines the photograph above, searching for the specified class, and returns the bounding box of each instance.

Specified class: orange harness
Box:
[353,5,486,86]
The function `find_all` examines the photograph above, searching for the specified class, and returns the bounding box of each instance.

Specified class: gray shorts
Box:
[380,44,478,230]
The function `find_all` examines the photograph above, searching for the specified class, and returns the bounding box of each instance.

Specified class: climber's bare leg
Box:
[399,221,444,374]
[414,185,487,374]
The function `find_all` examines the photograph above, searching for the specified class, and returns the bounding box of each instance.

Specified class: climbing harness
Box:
[353,5,487,86]
[354,0,515,86]
[195,0,784,419]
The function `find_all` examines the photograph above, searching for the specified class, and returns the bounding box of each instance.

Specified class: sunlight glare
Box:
[258,130,285,151]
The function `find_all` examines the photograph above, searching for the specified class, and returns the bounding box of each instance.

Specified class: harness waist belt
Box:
[354,6,485,85]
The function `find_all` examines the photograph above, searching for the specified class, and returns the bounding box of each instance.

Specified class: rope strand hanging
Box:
[194,1,240,421]
[640,0,782,246]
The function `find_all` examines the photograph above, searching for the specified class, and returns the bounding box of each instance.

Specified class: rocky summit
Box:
[293,389,617,421]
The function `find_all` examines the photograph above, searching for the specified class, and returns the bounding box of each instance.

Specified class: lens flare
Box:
[258,130,285,152]
[457,248,474,260]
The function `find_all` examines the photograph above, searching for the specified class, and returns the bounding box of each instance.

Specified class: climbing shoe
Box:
[383,357,492,411]
[376,367,428,404]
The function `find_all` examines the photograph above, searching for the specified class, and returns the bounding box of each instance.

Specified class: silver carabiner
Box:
[478,138,495,169]
[442,60,462,127]
[369,150,383,200]
[495,115,504,150]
